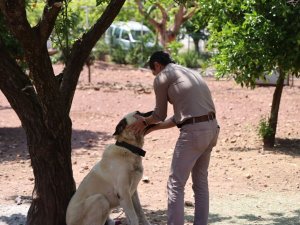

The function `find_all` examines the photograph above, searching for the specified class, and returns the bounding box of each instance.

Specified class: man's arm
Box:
[144,117,176,135]
[128,115,176,135]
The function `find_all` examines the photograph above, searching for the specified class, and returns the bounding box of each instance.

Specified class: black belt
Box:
[177,112,216,128]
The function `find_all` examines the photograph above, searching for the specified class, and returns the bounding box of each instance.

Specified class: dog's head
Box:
[113,111,153,145]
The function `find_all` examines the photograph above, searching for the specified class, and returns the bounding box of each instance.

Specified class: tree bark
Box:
[0,41,76,225]
[263,69,285,148]
[0,0,126,224]
[26,118,75,225]
[192,37,200,53]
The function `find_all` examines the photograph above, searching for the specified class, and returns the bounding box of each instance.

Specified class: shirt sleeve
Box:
[153,72,169,121]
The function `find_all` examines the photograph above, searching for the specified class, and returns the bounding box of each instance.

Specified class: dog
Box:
[66,111,153,225]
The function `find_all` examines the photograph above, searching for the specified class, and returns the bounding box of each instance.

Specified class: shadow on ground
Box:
[273,138,300,156]
[234,209,300,225]
[112,208,300,225]
[0,127,112,163]
[150,208,300,225]
[0,213,26,225]
[0,206,299,225]
[229,138,300,156]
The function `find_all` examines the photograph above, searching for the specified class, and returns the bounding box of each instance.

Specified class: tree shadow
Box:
[71,129,112,150]
[0,127,112,163]
[0,213,27,225]
[0,205,298,224]
[228,146,258,152]
[229,138,300,156]
[112,208,233,224]
[129,208,300,224]
[272,138,300,156]
[236,209,300,225]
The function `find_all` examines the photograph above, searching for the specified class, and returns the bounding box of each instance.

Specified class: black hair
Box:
[149,51,175,70]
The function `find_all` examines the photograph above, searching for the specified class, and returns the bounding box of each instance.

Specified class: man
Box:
[129,51,220,225]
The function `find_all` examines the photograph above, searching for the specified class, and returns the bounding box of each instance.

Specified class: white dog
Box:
[66,111,152,225]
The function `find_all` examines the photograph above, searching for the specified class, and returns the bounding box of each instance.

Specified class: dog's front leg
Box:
[119,190,139,225]
[132,191,151,225]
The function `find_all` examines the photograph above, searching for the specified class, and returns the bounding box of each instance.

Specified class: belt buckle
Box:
[192,117,196,124]
[208,113,213,120]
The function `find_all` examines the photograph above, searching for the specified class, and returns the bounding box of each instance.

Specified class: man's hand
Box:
[127,115,147,135]
[144,124,158,136]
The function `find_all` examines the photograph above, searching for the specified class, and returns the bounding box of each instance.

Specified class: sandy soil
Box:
[0,61,299,225]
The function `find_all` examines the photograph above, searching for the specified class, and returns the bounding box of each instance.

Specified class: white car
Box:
[105,21,156,50]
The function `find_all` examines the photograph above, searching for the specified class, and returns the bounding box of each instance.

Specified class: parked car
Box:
[256,69,289,86]
[105,21,156,50]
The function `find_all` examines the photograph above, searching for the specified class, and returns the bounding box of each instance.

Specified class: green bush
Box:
[257,117,274,139]
[111,45,128,64]
[127,43,162,67]
[167,41,184,64]
[92,38,110,61]
[179,51,201,68]
[111,38,162,67]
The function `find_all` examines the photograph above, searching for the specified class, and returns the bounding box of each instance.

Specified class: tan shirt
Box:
[153,63,216,124]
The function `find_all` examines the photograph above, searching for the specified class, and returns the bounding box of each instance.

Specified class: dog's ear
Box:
[136,111,153,117]
[113,118,127,136]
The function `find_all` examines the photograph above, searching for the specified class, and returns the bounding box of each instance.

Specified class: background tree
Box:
[135,0,197,48]
[183,10,209,53]
[0,0,125,224]
[199,0,300,148]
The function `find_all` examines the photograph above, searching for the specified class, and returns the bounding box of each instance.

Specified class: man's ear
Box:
[113,118,127,136]
[154,61,160,69]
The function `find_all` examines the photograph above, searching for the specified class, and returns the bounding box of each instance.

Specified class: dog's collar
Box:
[115,141,146,157]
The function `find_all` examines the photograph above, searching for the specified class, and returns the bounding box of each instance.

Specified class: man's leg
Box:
[192,120,219,225]
[167,128,208,225]
[191,149,211,225]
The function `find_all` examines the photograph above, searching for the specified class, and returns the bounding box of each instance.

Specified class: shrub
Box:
[92,38,110,61]
[111,45,128,64]
[257,117,274,139]
[179,51,201,68]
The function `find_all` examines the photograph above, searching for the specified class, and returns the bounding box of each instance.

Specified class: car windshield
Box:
[131,30,153,41]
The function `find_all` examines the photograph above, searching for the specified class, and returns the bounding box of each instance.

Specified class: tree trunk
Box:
[0,43,76,225]
[0,1,126,224]
[192,37,200,53]
[25,116,75,225]
[263,68,285,148]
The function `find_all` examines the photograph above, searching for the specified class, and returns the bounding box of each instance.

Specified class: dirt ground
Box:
[0,61,299,225]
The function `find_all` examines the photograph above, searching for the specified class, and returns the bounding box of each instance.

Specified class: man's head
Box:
[149,51,175,75]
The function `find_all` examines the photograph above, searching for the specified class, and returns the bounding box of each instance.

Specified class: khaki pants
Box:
[167,119,219,225]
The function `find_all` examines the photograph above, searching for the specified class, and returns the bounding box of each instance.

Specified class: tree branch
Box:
[0,40,42,125]
[173,5,185,32]
[35,1,63,44]
[182,4,197,22]
[1,0,67,132]
[60,0,126,113]
[155,3,168,25]
[0,0,35,49]
[135,0,161,28]
[173,4,197,34]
